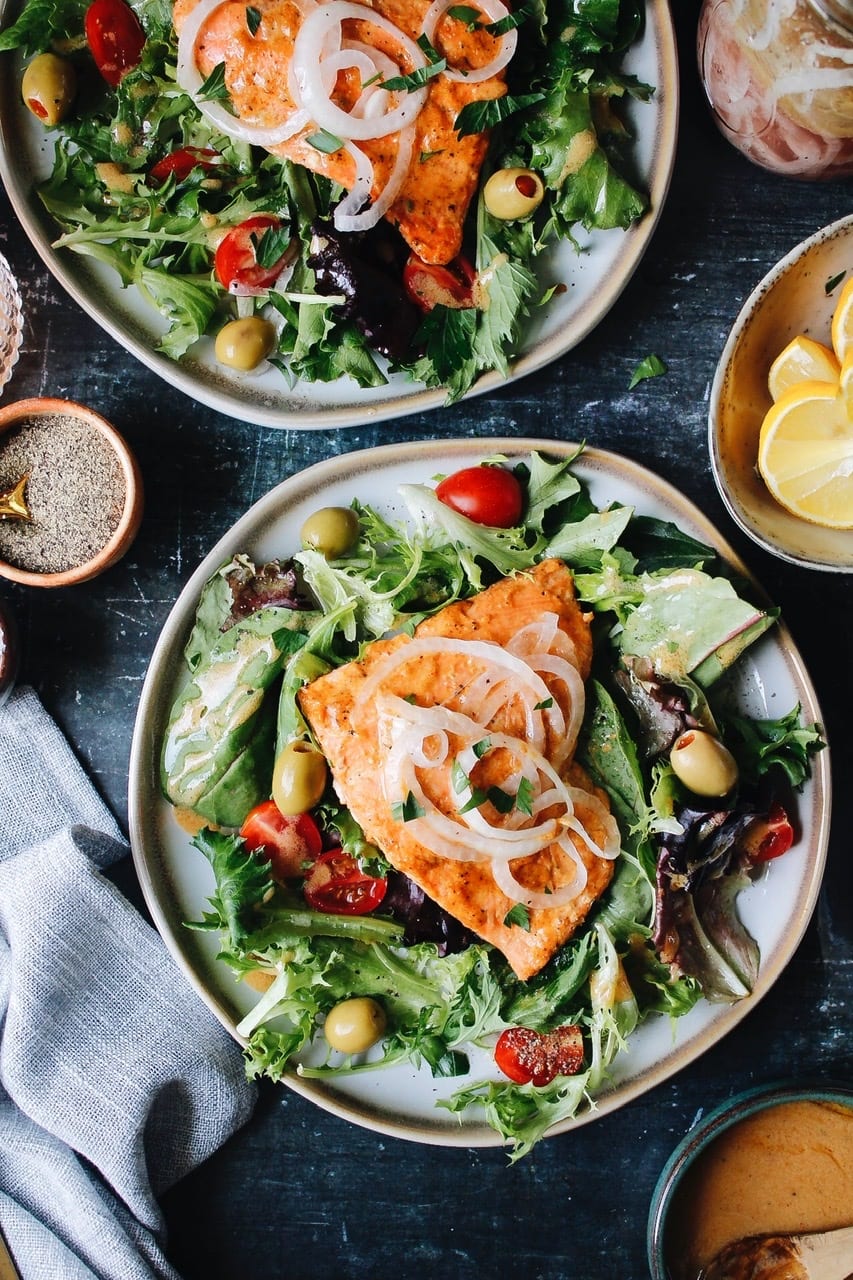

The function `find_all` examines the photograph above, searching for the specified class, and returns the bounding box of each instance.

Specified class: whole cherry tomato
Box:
[240,799,322,881]
[436,465,524,528]
[494,1025,585,1087]
[214,214,292,294]
[303,850,387,916]
[402,252,476,312]
[85,0,145,86]
[150,146,219,184]
[742,802,794,863]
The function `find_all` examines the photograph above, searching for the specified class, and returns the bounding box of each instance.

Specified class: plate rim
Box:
[128,436,832,1149]
[0,0,679,429]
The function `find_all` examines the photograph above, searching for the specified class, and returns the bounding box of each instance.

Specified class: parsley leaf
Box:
[447,3,481,27]
[455,93,545,139]
[446,3,530,33]
[246,5,262,34]
[391,792,425,822]
[486,786,516,815]
[516,776,534,816]
[451,759,470,794]
[383,59,446,92]
[628,354,667,389]
[252,225,291,268]
[198,62,230,104]
[503,903,531,931]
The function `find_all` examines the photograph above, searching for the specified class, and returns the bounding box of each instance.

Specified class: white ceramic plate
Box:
[0,1,678,428]
[128,438,831,1149]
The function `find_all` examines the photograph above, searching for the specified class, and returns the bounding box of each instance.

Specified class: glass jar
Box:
[698,0,853,178]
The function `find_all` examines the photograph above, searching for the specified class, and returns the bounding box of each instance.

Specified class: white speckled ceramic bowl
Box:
[647,1080,853,1280]
[709,214,853,573]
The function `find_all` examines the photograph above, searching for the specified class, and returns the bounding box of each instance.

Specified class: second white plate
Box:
[0,0,678,427]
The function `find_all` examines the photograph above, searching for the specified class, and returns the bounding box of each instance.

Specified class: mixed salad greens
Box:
[1,0,652,400]
[159,449,824,1158]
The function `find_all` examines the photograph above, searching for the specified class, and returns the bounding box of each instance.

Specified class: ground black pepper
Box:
[0,414,126,573]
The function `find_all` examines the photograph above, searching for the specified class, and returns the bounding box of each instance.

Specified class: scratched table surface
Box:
[2,2,852,1277]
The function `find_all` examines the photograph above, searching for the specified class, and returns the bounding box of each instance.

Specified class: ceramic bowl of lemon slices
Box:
[709,213,853,572]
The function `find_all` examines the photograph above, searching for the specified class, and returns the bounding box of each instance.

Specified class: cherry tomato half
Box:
[741,802,795,863]
[436,465,524,528]
[240,799,322,881]
[402,252,476,313]
[150,146,219,184]
[85,0,145,87]
[303,850,387,916]
[214,215,291,294]
[494,1025,584,1087]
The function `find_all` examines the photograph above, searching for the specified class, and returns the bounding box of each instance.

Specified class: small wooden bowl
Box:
[0,397,143,587]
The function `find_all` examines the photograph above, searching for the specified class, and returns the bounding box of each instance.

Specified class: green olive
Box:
[22,53,77,128]
[483,167,545,221]
[271,739,327,815]
[670,729,739,798]
[214,316,276,371]
[324,997,386,1054]
[300,506,360,559]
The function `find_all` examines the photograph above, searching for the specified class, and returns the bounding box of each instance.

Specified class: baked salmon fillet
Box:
[173,0,508,264]
[299,560,620,980]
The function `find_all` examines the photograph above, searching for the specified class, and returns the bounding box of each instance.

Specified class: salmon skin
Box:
[173,0,508,265]
[299,560,618,981]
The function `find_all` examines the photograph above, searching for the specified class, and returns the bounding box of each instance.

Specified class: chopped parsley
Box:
[503,903,532,930]
[198,62,230,104]
[383,58,446,93]
[391,792,425,822]
[628,354,668,389]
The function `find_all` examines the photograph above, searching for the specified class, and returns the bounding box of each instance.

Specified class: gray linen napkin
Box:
[0,686,256,1279]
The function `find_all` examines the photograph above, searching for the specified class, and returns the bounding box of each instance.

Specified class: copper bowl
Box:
[0,397,143,587]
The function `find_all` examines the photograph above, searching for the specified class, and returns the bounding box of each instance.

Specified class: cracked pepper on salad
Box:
[158,451,824,1158]
[2,0,653,399]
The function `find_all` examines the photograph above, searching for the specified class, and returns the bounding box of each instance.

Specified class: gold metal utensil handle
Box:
[0,1227,21,1280]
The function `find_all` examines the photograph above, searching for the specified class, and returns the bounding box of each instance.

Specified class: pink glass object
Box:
[0,255,22,395]
[698,0,853,178]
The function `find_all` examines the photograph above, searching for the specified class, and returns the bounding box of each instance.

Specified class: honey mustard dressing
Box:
[665,1100,853,1279]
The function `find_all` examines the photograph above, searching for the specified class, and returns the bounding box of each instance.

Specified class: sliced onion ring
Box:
[291,0,429,141]
[421,0,517,84]
[176,0,314,146]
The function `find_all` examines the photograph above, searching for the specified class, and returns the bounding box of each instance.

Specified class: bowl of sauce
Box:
[647,1081,853,1279]
[708,212,853,572]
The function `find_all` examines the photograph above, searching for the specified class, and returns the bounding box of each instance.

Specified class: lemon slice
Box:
[841,349,853,420]
[767,334,840,401]
[830,275,853,363]
[758,379,853,529]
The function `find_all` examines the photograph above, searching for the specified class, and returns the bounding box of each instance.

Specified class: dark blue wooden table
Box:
[1,2,852,1276]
